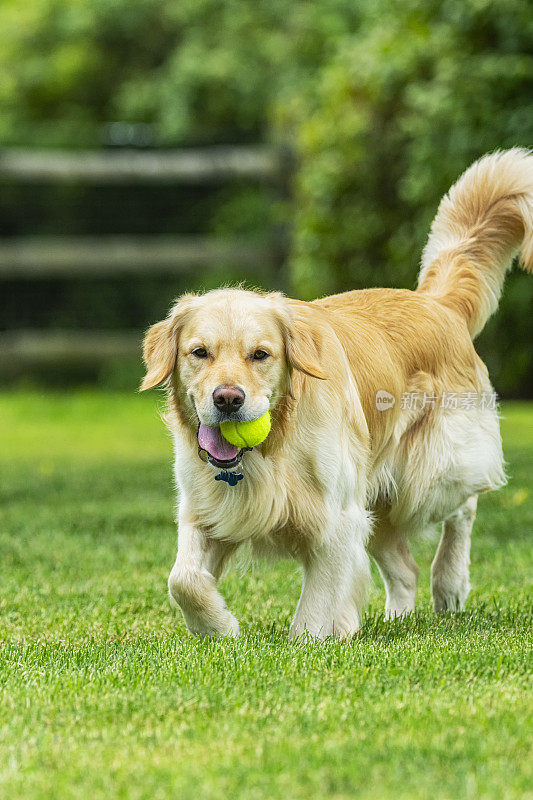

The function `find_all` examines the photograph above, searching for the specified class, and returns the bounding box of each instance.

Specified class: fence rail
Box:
[0,330,140,370]
[0,145,289,374]
[0,146,283,184]
[0,236,274,278]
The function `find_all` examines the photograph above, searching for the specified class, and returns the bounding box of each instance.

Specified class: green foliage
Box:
[289,0,533,293]
[0,0,360,147]
[0,0,186,147]
[286,0,533,394]
[0,0,531,393]
[0,392,532,798]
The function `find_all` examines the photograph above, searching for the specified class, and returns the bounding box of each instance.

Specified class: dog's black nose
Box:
[213,385,245,414]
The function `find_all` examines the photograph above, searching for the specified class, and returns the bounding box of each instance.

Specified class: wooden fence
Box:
[0,146,288,372]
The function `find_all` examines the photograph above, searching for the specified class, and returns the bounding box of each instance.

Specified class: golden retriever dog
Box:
[141,149,533,639]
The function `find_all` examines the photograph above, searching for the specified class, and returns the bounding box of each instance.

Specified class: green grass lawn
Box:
[0,392,531,800]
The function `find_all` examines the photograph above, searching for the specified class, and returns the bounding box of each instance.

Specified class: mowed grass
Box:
[0,392,531,800]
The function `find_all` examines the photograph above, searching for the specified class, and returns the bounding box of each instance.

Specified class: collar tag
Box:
[215,471,244,487]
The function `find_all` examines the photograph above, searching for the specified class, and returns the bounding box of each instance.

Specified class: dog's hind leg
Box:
[431,495,477,612]
[368,522,419,618]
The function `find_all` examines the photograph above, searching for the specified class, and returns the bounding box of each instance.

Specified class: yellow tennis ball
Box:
[220,412,271,448]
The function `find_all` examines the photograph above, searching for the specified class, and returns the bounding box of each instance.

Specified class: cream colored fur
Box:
[142,149,532,639]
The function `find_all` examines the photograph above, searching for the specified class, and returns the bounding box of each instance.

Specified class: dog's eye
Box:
[192,347,208,359]
[253,349,269,361]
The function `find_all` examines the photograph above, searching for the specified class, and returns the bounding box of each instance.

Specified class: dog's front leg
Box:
[168,506,239,638]
[290,505,371,640]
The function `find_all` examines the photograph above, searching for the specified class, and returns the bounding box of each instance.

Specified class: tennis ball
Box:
[220,411,271,448]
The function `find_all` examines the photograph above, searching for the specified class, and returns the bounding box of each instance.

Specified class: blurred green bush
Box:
[284,0,533,395]
[0,0,359,147]
[0,0,531,394]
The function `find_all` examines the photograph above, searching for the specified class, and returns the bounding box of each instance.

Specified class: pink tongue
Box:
[198,423,239,461]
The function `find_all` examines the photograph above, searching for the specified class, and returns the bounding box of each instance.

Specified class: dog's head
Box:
[140,289,327,434]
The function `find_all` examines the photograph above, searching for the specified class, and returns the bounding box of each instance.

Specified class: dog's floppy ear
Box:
[140,318,176,391]
[287,311,328,380]
[140,294,197,391]
[272,296,328,380]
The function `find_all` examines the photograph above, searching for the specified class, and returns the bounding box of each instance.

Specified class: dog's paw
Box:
[289,614,361,641]
[219,613,240,638]
[432,577,470,613]
[186,611,240,639]
[384,605,415,620]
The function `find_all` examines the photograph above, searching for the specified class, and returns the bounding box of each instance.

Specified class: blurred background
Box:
[0,0,531,395]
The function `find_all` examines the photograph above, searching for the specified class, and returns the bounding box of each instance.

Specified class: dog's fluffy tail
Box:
[417,148,533,338]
